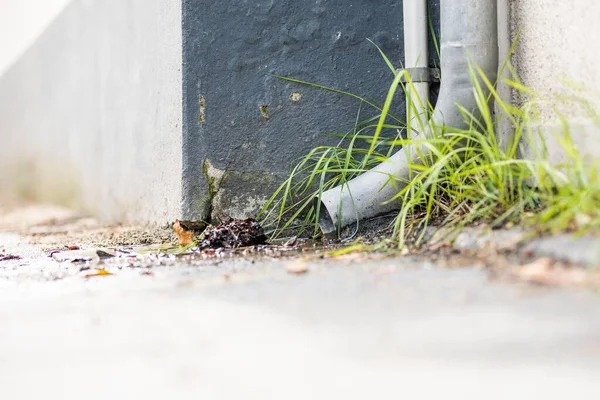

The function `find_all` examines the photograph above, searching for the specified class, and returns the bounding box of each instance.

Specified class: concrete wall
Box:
[3,0,596,225]
[510,0,600,160]
[181,0,440,221]
[0,0,72,76]
[0,0,182,223]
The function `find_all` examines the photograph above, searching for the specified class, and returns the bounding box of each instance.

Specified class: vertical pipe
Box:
[403,0,430,132]
[496,0,512,151]
[316,0,499,236]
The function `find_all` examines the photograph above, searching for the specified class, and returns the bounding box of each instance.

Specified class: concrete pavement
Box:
[1,231,600,399]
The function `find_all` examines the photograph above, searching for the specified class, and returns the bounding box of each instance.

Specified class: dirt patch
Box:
[0,203,175,251]
[197,218,267,249]
[2,204,598,289]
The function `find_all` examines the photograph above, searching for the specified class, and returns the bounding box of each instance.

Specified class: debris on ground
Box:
[173,218,268,249]
[0,204,175,250]
[83,268,113,278]
[51,248,116,263]
[2,204,599,289]
[285,261,309,275]
[508,257,598,287]
[173,219,207,246]
[195,218,268,249]
[0,254,22,262]
[518,257,554,281]
[283,236,298,247]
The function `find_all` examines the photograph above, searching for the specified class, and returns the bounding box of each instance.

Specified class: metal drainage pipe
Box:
[403,0,430,131]
[316,0,498,237]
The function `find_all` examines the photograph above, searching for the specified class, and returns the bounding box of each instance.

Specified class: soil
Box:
[197,218,268,249]
[1,203,598,289]
[0,203,175,251]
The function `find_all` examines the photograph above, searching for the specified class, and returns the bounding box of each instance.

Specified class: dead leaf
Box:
[67,245,80,250]
[52,248,113,262]
[286,261,309,275]
[283,236,298,247]
[48,249,62,258]
[0,254,21,262]
[96,249,116,259]
[84,269,113,278]
[174,219,194,246]
[325,244,372,257]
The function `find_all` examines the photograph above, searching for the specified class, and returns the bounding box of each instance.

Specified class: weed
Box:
[259,42,600,247]
[258,78,405,238]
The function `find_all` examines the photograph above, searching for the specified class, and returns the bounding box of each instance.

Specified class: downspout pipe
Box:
[403,0,430,130]
[316,0,498,237]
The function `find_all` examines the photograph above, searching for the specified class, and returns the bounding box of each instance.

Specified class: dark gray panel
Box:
[182,0,440,220]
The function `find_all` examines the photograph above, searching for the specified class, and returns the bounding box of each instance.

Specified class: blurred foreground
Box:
[1,205,599,399]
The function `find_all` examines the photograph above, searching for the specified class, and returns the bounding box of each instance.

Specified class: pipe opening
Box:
[314,197,337,238]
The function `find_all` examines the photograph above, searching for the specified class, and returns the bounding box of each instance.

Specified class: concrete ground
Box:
[1,206,600,399]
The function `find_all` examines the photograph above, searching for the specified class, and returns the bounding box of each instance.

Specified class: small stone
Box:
[286,261,309,275]
[519,257,553,281]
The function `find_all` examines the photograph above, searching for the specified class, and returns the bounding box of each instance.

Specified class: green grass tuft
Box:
[259,41,600,247]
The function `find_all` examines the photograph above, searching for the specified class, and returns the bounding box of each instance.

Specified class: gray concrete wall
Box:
[0,0,182,223]
[510,0,600,161]
[182,0,440,221]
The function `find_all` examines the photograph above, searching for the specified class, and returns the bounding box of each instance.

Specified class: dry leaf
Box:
[173,219,194,246]
[96,249,116,259]
[84,269,113,278]
[283,236,298,247]
[0,254,21,262]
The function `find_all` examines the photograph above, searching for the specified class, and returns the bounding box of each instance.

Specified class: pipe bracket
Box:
[397,67,441,83]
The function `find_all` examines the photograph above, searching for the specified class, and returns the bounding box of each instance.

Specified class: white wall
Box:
[0,0,72,75]
[0,0,182,223]
[510,0,600,160]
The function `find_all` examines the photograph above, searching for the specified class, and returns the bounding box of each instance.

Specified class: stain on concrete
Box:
[259,104,270,120]
[289,92,302,102]
[201,158,226,222]
[198,95,206,123]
